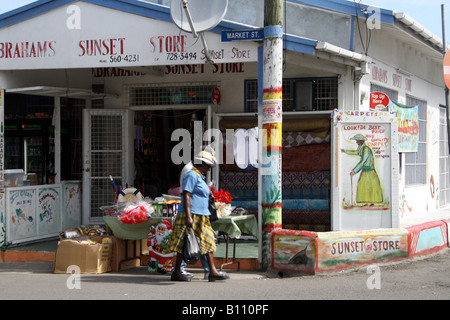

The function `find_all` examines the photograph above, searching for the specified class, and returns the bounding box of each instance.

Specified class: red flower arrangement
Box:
[209,186,233,204]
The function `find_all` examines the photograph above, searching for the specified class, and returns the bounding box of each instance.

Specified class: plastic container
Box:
[4,169,25,187]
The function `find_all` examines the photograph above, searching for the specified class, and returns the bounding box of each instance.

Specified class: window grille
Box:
[439,106,450,206]
[89,114,124,217]
[370,84,399,102]
[128,82,220,106]
[244,78,338,112]
[404,95,427,186]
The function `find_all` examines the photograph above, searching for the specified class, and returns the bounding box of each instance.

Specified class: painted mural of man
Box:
[341,133,383,206]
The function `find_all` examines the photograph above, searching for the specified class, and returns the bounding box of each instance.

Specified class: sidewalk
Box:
[2,208,450,276]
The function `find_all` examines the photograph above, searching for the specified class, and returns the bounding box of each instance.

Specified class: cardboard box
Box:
[109,236,147,272]
[53,237,112,274]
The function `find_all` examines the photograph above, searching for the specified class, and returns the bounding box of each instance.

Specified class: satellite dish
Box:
[170,0,228,35]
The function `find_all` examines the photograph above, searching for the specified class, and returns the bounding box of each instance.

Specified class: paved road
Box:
[1,249,449,304]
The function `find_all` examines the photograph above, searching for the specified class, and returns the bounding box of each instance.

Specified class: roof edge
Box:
[394,12,448,52]
[0,0,172,29]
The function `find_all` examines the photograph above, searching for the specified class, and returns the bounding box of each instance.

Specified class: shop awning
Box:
[6,86,119,100]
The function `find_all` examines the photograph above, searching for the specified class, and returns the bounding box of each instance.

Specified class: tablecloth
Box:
[211,214,258,239]
[103,216,175,240]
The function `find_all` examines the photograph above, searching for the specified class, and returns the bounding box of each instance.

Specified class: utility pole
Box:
[442,4,450,152]
[260,0,283,270]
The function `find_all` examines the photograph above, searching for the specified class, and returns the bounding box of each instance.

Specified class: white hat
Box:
[194,148,217,166]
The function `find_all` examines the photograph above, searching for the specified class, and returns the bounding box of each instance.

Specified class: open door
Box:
[82,109,132,224]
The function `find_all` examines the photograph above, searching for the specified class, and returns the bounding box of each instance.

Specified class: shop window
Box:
[244,77,338,112]
[439,106,450,206]
[4,94,54,185]
[370,84,398,102]
[128,82,220,106]
[61,98,84,181]
[404,95,427,186]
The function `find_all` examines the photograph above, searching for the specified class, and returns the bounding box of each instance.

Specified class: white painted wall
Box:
[356,21,447,223]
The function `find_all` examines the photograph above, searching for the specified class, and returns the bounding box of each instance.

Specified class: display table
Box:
[103,216,175,240]
[212,214,258,238]
[103,216,175,271]
[211,214,258,271]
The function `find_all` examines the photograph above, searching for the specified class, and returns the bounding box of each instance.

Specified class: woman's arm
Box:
[183,190,194,228]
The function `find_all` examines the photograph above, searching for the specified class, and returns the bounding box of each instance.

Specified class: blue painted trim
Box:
[0,0,172,29]
[349,15,355,51]
[264,25,283,38]
[283,34,316,55]
[0,0,74,29]
[258,46,263,111]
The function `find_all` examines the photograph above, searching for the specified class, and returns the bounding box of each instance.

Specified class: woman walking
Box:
[168,148,229,282]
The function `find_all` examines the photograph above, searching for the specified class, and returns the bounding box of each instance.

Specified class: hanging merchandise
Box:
[209,186,234,217]
[118,187,144,203]
[234,128,249,170]
[118,200,154,224]
[233,128,258,170]
[248,127,259,169]
[147,219,175,274]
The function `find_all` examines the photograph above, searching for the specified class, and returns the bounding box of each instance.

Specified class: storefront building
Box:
[0,0,447,253]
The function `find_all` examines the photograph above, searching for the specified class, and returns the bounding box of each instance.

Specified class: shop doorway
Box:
[82,109,132,224]
[82,106,212,223]
[133,108,207,199]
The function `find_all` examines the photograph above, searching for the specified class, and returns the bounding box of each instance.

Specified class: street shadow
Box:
[67,266,208,286]
[0,261,55,274]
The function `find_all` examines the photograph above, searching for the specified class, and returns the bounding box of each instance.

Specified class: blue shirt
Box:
[179,169,210,216]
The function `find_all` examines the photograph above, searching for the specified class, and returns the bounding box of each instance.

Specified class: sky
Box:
[0,0,449,41]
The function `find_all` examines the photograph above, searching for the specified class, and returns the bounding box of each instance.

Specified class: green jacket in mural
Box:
[342,140,383,205]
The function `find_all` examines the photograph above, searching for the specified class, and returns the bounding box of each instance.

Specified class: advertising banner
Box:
[0,2,258,70]
[389,101,419,152]
[332,110,399,231]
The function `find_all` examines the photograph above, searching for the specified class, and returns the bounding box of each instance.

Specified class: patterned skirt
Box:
[168,211,216,255]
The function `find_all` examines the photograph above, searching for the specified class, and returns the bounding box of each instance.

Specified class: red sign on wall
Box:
[370,92,390,111]
[211,87,221,105]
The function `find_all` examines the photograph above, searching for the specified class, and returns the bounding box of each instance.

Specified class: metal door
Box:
[82,109,129,224]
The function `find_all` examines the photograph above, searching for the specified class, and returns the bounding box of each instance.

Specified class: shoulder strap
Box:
[191,167,201,177]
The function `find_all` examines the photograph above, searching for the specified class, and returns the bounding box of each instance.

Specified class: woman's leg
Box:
[205,252,220,276]
[173,253,183,275]
[206,252,230,281]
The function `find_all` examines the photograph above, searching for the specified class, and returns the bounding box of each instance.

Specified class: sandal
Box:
[208,271,230,282]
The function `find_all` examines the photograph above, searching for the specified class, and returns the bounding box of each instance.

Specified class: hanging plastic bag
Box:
[208,196,218,222]
[182,228,201,265]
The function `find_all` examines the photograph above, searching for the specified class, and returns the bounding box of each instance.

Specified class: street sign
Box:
[444,50,450,89]
[221,29,264,42]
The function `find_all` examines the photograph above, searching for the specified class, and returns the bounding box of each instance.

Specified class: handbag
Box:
[208,196,218,222]
[182,228,201,264]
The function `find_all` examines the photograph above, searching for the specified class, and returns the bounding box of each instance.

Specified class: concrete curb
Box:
[271,219,450,275]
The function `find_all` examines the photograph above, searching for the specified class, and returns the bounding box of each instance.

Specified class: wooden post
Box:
[260,0,283,270]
